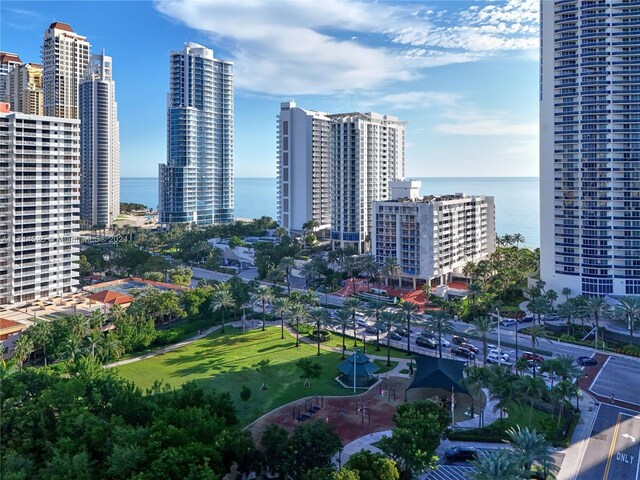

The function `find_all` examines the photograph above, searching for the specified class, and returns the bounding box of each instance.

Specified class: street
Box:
[577,404,640,480]
[590,356,640,408]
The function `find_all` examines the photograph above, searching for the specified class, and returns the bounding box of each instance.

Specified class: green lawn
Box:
[373,359,399,374]
[115,327,356,426]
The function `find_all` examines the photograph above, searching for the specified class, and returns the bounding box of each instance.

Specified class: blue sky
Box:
[2,0,540,178]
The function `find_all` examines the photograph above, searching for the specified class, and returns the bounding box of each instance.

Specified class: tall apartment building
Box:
[330,112,405,254]
[159,42,234,225]
[42,22,90,119]
[0,52,22,104]
[540,0,640,297]
[372,180,495,288]
[0,104,80,305]
[7,63,43,115]
[79,52,120,227]
[276,101,331,235]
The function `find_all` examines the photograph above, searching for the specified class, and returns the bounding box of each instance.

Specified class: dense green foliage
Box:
[120,202,149,213]
[1,368,250,480]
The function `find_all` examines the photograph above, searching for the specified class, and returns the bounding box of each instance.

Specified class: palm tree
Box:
[561,287,572,302]
[527,324,548,378]
[85,330,104,358]
[343,255,360,295]
[101,331,123,362]
[400,300,419,358]
[327,248,346,272]
[506,426,558,478]
[29,320,52,367]
[468,316,495,366]
[546,289,558,311]
[366,299,386,351]
[343,297,364,347]
[528,296,550,325]
[518,376,547,426]
[334,308,352,360]
[210,284,235,334]
[556,300,578,336]
[381,257,400,287]
[549,354,581,383]
[12,335,34,370]
[583,296,610,351]
[288,301,308,348]
[308,307,330,356]
[467,282,483,318]
[359,254,378,291]
[512,233,526,249]
[278,256,296,296]
[471,448,527,480]
[425,311,455,358]
[380,311,402,367]
[300,261,320,288]
[62,335,83,363]
[613,296,640,340]
[252,285,274,331]
[271,297,291,340]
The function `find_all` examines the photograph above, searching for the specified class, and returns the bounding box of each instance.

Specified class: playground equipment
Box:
[355,399,371,424]
[292,394,324,422]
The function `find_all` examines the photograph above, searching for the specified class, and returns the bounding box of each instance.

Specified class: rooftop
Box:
[48,21,74,32]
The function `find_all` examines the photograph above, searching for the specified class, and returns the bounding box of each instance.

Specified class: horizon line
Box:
[121,175,541,179]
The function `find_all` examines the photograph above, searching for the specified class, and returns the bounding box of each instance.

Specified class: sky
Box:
[2,0,540,178]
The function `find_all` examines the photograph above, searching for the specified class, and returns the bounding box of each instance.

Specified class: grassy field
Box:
[115,327,359,425]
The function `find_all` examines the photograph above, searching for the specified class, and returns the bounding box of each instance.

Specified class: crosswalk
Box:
[423,465,476,480]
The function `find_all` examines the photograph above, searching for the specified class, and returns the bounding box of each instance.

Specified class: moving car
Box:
[519,316,534,323]
[460,342,479,353]
[451,346,475,359]
[416,336,438,349]
[522,351,544,363]
[420,330,436,339]
[451,335,467,345]
[500,319,517,327]
[488,347,509,359]
[444,446,478,462]
[577,356,598,366]
[487,350,510,363]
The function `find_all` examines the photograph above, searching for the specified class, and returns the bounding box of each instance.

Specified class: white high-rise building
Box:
[159,42,234,225]
[79,51,120,227]
[42,22,90,119]
[330,112,405,253]
[0,104,80,305]
[372,181,495,289]
[541,0,640,297]
[8,63,43,116]
[277,101,331,235]
[0,52,22,104]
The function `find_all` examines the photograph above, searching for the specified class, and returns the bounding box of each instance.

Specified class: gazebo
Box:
[404,357,471,403]
[338,350,379,389]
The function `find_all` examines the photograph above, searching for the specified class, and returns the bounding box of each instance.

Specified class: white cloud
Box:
[434,108,538,136]
[375,91,461,110]
[154,0,540,96]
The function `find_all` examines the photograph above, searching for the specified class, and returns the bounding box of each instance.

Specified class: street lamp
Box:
[496,308,502,367]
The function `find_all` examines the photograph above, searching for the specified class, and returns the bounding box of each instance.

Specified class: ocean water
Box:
[121,176,540,247]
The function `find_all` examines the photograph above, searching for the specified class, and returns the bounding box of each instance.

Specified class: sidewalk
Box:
[332,430,390,467]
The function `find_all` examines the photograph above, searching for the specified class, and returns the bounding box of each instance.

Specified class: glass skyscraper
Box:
[159,42,234,225]
[540,0,640,296]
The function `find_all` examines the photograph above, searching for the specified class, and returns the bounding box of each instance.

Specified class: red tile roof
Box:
[0,318,21,329]
[0,52,22,65]
[48,21,74,32]
[87,290,134,305]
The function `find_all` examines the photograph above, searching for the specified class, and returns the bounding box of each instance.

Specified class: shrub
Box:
[240,385,252,401]
[152,329,180,347]
[621,344,640,357]
[559,334,576,343]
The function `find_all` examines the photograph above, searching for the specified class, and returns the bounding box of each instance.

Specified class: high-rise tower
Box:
[42,22,90,119]
[79,52,120,227]
[540,0,640,296]
[277,101,331,235]
[330,112,405,254]
[159,42,234,225]
[0,52,23,104]
[7,63,43,115]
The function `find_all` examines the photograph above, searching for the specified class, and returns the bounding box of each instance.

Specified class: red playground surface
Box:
[246,376,410,446]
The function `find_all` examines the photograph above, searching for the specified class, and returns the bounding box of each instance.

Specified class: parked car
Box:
[577,356,598,366]
[388,331,402,341]
[500,319,517,327]
[522,351,544,363]
[395,328,408,337]
[451,346,475,359]
[365,325,380,334]
[460,342,479,353]
[356,318,368,327]
[451,335,467,345]
[420,330,435,338]
[488,347,509,357]
[438,337,451,347]
[444,446,478,462]
[416,336,438,349]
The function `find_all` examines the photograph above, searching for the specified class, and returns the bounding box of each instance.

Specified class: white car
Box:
[439,338,451,347]
[488,350,510,362]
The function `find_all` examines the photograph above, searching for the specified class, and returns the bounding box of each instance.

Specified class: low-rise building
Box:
[372,180,495,289]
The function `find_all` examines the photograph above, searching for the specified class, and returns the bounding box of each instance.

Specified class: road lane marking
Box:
[603,413,622,480]
[624,433,637,443]
[591,355,611,390]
